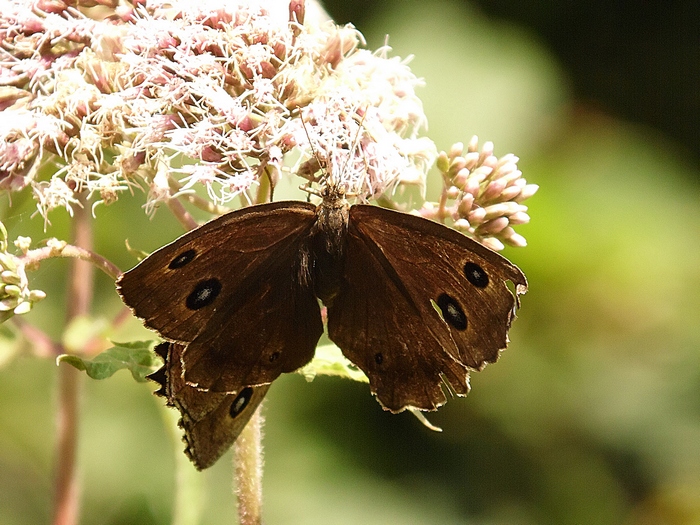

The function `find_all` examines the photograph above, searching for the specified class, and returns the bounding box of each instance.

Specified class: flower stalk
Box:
[53,193,93,525]
[234,408,265,525]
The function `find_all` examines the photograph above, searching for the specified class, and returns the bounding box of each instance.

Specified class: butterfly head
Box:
[297,104,373,207]
[320,180,352,205]
[299,151,362,210]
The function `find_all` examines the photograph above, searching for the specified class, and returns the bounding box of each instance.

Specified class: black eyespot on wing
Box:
[374,352,383,365]
[269,351,280,363]
[230,387,254,418]
[169,249,196,269]
[463,262,489,288]
[186,279,222,310]
[436,293,468,331]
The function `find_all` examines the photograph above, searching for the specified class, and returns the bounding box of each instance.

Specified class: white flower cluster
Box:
[0,0,433,217]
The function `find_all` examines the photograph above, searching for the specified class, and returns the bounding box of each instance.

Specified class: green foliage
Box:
[300,343,369,383]
[57,340,161,382]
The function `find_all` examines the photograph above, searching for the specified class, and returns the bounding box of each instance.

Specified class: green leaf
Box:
[57,340,162,382]
[299,343,369,383]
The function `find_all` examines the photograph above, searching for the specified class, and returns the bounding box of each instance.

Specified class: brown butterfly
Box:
[117,187,527,468]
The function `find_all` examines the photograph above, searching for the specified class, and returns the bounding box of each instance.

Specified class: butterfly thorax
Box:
[309,193,350,306]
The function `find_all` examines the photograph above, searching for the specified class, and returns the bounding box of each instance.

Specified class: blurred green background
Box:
[1,0,698,524]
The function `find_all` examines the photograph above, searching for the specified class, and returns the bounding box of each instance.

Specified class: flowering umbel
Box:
[1,0,431,216]
[1,0,535,246]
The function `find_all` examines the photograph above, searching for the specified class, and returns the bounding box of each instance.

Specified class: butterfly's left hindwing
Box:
[150,342,270,470]
[327,205,527,413]
[118,201,323,394]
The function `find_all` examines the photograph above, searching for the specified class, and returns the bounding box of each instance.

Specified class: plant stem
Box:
[52,194,94,525]
[20,243,122,281]
[233,407,264,525]
[167,176,230,216]
[254,168,271,204]
[53,362,82,525]
[166,196,199,231]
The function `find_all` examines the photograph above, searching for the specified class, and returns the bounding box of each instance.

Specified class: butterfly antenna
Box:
[298,110,326,192]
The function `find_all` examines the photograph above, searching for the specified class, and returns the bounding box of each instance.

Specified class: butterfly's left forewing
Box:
[118,201,323,394]
[150,342,270,470]
[327,205,527,413]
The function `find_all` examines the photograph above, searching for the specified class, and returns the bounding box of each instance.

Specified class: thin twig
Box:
[181,192,231,216]
[166,197,199,231]
[20,243,122,280]
[167,175,230,216]
[12,316,60,358]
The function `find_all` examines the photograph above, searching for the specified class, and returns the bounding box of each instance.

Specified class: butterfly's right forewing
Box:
[327,205,526,413]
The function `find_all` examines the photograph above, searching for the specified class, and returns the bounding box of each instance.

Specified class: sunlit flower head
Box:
[0,0,433,218]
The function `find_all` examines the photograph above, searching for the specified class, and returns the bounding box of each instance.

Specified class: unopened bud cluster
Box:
[0,225,45,321]
[420,137,538,251]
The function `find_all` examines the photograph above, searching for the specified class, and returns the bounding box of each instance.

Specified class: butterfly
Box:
[117,185,527,468]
